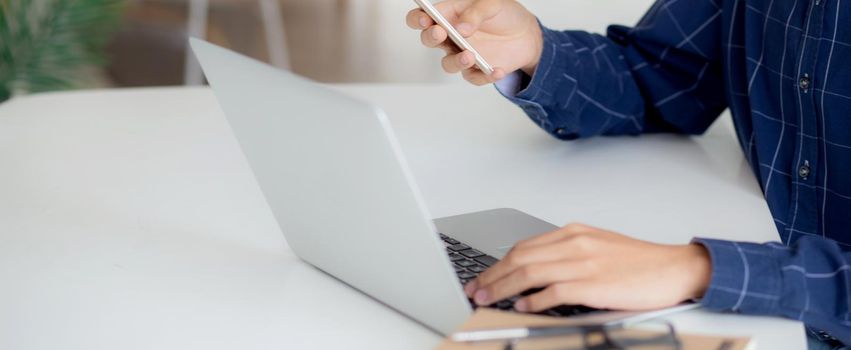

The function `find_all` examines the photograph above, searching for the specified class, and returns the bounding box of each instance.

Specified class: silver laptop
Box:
[189,39,696,336]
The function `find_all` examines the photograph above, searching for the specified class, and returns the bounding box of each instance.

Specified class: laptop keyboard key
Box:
[468,264,487,273]
[448,252,465,261]
[457,271,477,279]
[543,309,562,317]
[495,300,514,310]
[448,244,471,252]
[456,260,477,268]
[474,255,498,267]
[460,249,484,258]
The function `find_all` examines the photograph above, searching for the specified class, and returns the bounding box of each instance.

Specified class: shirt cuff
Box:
[691,238,782,315]
[493,24,577,139]
[494,71,525,97]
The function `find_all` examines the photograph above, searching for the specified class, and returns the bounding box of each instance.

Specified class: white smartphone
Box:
[413,0,495,75]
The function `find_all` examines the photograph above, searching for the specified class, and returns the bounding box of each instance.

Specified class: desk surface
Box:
[0,85,803,349]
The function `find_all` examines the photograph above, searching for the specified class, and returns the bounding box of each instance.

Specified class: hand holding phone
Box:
[406,0,544,86]
[412,0,494,75]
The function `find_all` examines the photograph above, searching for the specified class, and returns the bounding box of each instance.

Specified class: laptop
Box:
[189,39,697,335]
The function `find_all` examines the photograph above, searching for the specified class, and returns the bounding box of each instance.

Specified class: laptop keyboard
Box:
[439,233,597,317]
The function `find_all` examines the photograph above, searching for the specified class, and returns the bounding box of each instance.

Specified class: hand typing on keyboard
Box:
[460,223,712,313]
[441,233,592,316]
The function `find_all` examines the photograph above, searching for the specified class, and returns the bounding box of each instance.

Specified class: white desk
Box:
[0,85,804,349]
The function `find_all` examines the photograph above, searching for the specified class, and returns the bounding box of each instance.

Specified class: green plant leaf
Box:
[0,0,125,98]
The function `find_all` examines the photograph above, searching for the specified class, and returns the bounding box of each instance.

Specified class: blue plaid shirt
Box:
[497,0,851,344]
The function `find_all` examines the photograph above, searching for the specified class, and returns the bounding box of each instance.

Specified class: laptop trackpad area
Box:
[433,208,559,259]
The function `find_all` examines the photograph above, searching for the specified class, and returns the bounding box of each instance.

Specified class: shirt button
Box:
[799,75,811,90]
[555,128,579,140]
[799,162,811,179]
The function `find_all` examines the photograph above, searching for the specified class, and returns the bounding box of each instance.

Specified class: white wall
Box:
[338,0,657,83]
[524,0,656,32]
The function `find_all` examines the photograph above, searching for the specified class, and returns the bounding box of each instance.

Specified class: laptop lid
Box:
[189,39,472,335]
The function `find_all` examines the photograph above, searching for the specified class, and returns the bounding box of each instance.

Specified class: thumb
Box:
[457,0,503,37]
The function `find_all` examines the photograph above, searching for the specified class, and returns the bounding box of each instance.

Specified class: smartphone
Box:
[413,0,495,75]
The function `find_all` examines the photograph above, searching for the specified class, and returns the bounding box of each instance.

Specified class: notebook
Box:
[437,309,755,350]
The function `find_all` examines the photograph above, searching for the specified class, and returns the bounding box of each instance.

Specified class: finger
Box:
[461,67,507,86]
[514,281,594,312]
[456,0,504,36]
[421,25,449,48]
[441,51,476,73]
[464,280,478,297]
[410,1,461,31]
[473,260,592,306]
[464,225,589,298]
[406,9,433,29]
[473,237,576,289]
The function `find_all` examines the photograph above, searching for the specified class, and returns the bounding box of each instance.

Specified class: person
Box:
[406,0,851,349]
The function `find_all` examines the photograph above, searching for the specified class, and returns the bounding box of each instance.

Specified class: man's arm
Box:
[408,0,851,342]
[695,237,851,345]
[463,224,851,344]
[498,0,728,139]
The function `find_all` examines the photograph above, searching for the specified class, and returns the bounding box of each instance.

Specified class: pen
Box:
[451,324,616,343]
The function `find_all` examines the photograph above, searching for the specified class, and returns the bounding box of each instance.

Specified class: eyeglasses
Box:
[500,322,681,350]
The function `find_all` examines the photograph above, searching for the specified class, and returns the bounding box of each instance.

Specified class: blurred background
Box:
[0,0,656,99]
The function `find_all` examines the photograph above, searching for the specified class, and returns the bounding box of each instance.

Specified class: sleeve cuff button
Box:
[555,128,578,140]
